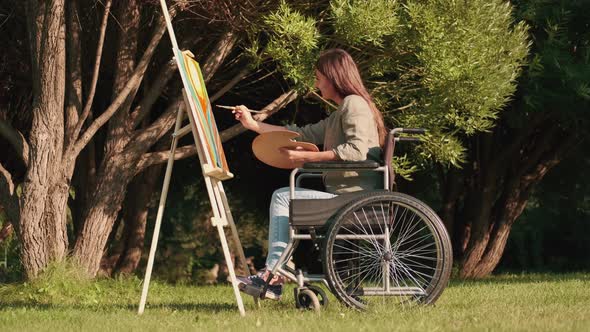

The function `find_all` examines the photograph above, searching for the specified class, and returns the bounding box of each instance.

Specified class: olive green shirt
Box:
[285,95,383,194]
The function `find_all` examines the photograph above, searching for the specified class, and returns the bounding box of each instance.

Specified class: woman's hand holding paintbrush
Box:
[223,104,260,132]
[226,104,289,134]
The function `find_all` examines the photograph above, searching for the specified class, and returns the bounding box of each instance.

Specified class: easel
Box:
[138,0,250,317]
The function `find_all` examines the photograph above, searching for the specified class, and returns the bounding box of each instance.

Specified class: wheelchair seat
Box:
[290,190,389,228]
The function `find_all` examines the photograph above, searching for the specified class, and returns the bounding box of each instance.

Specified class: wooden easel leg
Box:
[215,223,246,316]
[216,183,260,309]
[138,106,184,315]
[216,183,249,275]
[209,180,247,316]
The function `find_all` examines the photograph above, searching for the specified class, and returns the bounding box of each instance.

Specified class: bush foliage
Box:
[251,0,529,175]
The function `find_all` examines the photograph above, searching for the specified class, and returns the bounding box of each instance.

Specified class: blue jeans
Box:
[266,187,336,270]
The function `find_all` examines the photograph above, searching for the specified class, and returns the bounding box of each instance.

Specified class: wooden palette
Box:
[252,131,319,169]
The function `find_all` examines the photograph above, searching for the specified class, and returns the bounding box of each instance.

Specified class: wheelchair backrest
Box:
[382,131,396,191]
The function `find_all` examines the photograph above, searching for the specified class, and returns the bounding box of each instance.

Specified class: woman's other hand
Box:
[279,147,307,168]
[279,147,338,167]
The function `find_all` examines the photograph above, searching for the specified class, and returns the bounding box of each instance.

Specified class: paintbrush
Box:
[216,105,265,113]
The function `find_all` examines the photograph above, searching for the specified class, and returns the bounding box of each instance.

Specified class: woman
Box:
[233,48,386,300]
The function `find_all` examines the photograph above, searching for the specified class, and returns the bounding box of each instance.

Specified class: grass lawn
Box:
[0,272,588,331]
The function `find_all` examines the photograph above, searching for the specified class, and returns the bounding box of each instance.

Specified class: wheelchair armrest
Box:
[302,160,381,170]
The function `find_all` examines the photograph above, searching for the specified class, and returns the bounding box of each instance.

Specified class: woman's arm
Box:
[234,104,338,164]
[233,105,288,134]
[279,148,338,164]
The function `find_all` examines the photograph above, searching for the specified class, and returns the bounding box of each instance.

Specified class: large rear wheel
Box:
[323,192,452,309]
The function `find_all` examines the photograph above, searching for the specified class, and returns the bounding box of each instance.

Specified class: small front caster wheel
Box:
[296,289,321,312]
[306,284,329,308]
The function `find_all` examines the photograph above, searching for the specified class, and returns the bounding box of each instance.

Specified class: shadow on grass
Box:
[0,301,239,313]
[141,302,237,312]
[448,272,590,287]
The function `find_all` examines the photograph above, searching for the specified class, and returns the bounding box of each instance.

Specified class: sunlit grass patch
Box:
[0,273,588,331]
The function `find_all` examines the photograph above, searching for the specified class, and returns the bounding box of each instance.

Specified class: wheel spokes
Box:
[329,198,444,306]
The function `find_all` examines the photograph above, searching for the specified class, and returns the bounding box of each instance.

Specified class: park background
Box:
[0,0,588,329]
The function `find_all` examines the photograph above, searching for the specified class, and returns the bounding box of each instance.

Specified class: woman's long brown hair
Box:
[316,48,387,147]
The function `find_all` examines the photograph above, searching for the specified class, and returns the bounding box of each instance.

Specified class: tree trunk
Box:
[458,193,494,277]
[73,159,135,276]
[18,0,69,278]
[98,162,162,276]
[71,142,97,237]
[439,166,463,256]
[115,164,162,275]
[460,179,530,277]
[468,221,513,277]
[451,125,577,278]
[71,0,138,276]
[98,216,124,276]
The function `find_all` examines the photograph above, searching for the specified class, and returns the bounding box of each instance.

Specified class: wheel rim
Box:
[327,196,447,308]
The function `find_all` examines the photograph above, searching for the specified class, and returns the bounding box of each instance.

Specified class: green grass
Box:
[0,272,589,331]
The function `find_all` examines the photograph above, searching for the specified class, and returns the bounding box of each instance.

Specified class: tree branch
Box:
[491,113,550,171]
[102,0,143,154]
[24,1,44,86]
[491,132,580,232]
[516,125,561,178]
[128,29,238,152]
[0,162,14,198]
[70,0,112,143]
[0,162,19,224]
[129,96,183,151]
[137,145,197,170]
[64,0,83,147]
[201,30,238,83]
[128,58,178,129]
[220,90,298,142]
[127,32,203,130]
[128,27,237,170]
[0,118,29,166]
[0,222,13,244]
[71,8,173,157]
[521,133,579,185]
[131,30,239,141]
[209,66,249,103]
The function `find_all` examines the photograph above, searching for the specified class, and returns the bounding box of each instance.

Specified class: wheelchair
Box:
[241,128,453,311]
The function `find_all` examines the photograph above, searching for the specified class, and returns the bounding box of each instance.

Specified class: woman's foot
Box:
[237,271,284,300]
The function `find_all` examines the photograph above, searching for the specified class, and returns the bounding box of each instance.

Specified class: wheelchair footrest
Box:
[238,283,263,298]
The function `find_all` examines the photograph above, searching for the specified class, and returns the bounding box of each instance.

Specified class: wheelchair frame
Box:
[241,128,452,310]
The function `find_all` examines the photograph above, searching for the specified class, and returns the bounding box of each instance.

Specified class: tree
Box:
[1,0,69,278]
[501,144,590,272]
[439,0,589,277]
[0,0,296,278]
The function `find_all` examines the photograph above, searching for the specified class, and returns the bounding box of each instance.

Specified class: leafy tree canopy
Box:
[246,0,529,177]
[513,0,590,127]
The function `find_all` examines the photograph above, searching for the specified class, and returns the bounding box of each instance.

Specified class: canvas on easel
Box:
[180,50,232,179]
[138,0,250,317]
